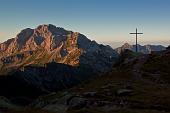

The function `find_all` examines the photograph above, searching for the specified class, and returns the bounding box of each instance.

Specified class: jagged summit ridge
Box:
[0,24,71,52]
[0,24,118,74]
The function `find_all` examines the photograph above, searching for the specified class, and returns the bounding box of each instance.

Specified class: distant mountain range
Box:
[116,43,166,54]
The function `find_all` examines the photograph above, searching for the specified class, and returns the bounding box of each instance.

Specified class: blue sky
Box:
[0,0,170,46]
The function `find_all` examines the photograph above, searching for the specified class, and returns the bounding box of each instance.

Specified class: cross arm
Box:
[130,33,143,34]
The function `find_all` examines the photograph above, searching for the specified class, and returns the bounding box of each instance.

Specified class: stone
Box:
[82,92,97,97]
[116,89,133,96]
[67,97,87,109]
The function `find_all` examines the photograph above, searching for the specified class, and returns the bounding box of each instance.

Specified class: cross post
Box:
[130,28,143,52]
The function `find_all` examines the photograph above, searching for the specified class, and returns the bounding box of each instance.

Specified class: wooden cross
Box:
[130,28,143,52]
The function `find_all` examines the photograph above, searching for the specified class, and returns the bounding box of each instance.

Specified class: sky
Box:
[0,0,170,47]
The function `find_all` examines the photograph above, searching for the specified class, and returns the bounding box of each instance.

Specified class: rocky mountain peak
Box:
[35,24,69,36]
[0,24,119,74]
[122,43,132,49]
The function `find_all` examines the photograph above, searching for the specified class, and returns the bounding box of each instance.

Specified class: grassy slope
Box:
[68,69,170,113]
[142,53,170,83]
[67,51,170,113]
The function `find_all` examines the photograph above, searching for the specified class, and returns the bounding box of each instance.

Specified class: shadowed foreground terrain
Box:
[1,47,170,113]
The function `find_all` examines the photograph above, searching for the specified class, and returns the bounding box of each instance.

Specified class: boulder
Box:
[67,97,87,109]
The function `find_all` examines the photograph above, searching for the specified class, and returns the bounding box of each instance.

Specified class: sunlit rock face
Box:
[0,24,119,74]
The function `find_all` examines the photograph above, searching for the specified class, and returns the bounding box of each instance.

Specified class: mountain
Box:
[0,24,119,98]
[0,24,118,75]
[116,43,166,54]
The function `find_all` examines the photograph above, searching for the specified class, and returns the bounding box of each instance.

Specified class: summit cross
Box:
[130,28,143,52]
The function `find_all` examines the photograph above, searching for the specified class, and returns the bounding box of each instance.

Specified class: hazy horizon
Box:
[102,40,170,48]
